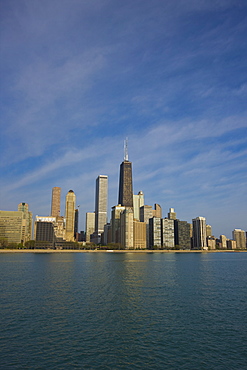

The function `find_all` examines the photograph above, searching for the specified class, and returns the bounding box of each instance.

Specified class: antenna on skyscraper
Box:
[124,137,128,161]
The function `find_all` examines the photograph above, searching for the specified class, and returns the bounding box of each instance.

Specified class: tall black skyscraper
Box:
[118,139,133,207]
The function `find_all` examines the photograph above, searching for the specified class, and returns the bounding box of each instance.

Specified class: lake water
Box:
[0,252,246,369]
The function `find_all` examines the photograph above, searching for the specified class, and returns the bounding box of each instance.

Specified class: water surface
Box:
[0,252,246,369]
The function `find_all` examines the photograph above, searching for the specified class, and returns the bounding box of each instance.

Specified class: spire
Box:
[124,137,128,161]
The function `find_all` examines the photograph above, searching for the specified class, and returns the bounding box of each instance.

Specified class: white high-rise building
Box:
[95,175,108,238]
[65,190,76,242]
[192,216,207,250]
[232,229,246,249]
[162,218,175,249]
[133,191,144,221]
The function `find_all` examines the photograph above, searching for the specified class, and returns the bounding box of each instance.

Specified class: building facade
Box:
[174,220,191,249]
[133,191,144,221]
[18,202,32,242]
[65,190,76,242]
[118,161,133,208]
[120,208,134,249]
[0,210,24,244]
[51,187,61,217]
[162,218,175,249]
[85,212,95,243]
[149,217,162,248]
[232,229,246,249]
[192,217,207,250]
[133,219,146,249]
[95,175,108,238]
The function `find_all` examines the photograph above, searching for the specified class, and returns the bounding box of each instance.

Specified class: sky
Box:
[0,0,247,239]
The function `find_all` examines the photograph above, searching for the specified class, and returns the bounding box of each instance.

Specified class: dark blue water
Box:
[0,252,246,369]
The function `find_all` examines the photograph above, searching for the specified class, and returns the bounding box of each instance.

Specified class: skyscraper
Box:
[95,175,108,237]
[133,191,144,220]
[232,229,246,249]
[86,212,95,242]
[51,187,61,217]
[192,216,207,250]
[65,190,76,242]
[162,218,175,249]
[118,140,133,208]
[174,219,191,249]
[18,202,32,241]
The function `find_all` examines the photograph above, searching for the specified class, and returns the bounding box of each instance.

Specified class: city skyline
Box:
[1,1,247,239]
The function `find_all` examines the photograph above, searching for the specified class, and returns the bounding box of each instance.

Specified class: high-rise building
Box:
[153,204,162,218]
[51,187,61,217]
[232,229,246,249]
[65,190,76,242]
[140,205,153,249]
[168,208,176,220]
[86,212,95,242]
[18,202,32,241]
[133,191,144,220]
[111,205,126,243]
[133,219,146,249]
[206,224,212,237]
[118,140,133,208]
[95,175,108,237]
[0,210,25,244]
[74,209,79,239]
[226,239,237,250]
[149,217,162,248]
[207,236,216,250]
[162,218,175,249]
[174,220,191,249]
[220,235,228,249]
[192,217,207,250]
[120,207,134,249]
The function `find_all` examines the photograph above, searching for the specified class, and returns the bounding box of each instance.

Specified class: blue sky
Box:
[1,0,247,238]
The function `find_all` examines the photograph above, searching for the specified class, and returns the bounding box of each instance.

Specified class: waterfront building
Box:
[51,187,61,217]
[168,208,176,220]
[0,210,24,244]
[133,191,144,221]
[111,205,126,243]
[95,175,108,239]
[232,229,246,249]
[103,223,111,245]
[35,216,56,247]
[220,235,228,249]
[133,219,146,249]
[174,220,191,249]
[120,208,134,249]
[226,239,237,250]
[207,236,216,250]
[140,205,153,249]
[162,218,175,249]
[153,204,162,218]
[18,202,32,241]
[192,217,207,250]
[65,190,76,242]
[85,212,95,242]
[74,209,79,238]
[118,140,133,208]
[206,224,212,237]
[149,217,162,248]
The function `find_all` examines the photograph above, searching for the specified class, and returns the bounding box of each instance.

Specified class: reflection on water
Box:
[0,252,246,369]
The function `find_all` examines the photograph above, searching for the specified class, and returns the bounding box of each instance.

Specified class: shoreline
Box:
[0,249,246,253]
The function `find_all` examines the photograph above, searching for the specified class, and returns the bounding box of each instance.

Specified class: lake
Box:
[0,252,246,369]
